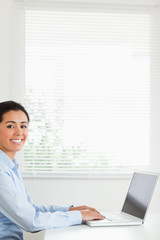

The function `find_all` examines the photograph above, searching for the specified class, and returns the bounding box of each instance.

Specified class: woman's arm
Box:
[0,170,82,232]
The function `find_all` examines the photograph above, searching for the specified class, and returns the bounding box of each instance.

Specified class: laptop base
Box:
[85,212,143,227]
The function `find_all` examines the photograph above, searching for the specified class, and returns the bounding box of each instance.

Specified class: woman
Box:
[0,101,104,240]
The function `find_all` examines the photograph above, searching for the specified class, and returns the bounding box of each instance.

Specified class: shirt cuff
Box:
[67,210,82,225]
[62,205,73,212]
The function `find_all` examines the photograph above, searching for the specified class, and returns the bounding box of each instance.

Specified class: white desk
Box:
[44,213,160,240]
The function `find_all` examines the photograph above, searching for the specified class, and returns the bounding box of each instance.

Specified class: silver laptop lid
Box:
[121,172,159,220]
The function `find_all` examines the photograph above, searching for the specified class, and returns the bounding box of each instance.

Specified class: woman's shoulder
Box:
[0,160,12,178]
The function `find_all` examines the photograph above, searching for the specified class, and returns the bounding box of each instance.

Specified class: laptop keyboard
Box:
[105,214,130,222]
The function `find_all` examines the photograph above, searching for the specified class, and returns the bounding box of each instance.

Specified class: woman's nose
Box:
[14,127,22,135]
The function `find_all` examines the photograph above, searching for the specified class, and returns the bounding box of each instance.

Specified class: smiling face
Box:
[0,110,29,160]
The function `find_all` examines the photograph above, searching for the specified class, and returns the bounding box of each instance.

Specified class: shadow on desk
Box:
[23,230,44,240]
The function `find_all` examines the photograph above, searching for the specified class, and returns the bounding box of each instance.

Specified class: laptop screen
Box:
[122,172,158,219]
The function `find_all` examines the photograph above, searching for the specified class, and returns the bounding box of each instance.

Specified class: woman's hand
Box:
[69,205,105,221]
[69,205,99,213]
[80,210,105,221]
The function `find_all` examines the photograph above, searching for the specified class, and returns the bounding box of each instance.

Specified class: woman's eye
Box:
[21,125,27,128]
[7,125,14,129]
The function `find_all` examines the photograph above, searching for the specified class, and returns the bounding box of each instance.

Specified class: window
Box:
[13,0,160,177]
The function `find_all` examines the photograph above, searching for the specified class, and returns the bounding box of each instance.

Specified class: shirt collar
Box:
[13,158,19,171]
[0,149,18,170]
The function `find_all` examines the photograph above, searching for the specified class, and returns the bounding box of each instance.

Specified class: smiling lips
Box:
[10,139,23,143]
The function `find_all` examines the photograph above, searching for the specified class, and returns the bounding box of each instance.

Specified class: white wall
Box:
[0,0,14,101]
[23,177,160,213]
[0,1,160,240]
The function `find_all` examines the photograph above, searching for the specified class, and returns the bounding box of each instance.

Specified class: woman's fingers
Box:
[70,205,100,213]
[81,210,105,221]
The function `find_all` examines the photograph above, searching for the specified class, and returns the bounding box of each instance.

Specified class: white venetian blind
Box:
[22,0,160,177]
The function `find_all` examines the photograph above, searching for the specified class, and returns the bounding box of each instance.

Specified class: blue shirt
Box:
[0,150,82,240]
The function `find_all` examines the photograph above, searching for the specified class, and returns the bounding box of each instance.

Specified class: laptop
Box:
[85,171,159,227]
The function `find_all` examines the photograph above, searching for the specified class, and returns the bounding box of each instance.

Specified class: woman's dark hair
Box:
[0,101,30,123]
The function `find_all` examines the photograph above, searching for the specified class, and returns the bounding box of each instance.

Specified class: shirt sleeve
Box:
[0,170,82,232]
